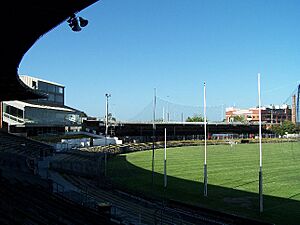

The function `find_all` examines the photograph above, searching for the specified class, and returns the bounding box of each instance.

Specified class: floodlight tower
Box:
[105,93,111,137]
[104,93,111,177]
[152,88,157,185]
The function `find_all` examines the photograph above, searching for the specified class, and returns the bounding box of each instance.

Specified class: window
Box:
[10,106,17,117]
[55,95,63,103]
[48,94,55,101]
[3,103,8,113]
[17,108,23,118]
[38,82,48,92]
[48,84,55,93]
[3,104,23,119]
[56,86,63,94]
[32,81,37,89]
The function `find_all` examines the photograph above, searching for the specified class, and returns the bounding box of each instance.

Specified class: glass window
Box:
[25,108,78,125]
[55,95,63,103]
[10,106,17,117]
[48,84,55,93]
[17,108,23,118]
[3,103,8,113]
[48,94,55,101]
[3,105,23,119]
[56,86,63,94]
[38,82,48,92]
[32,81,37,89]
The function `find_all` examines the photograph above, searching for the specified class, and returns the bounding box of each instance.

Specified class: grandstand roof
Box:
[4,100,77,112]
[20,75,65,88]
[1,0,98,101]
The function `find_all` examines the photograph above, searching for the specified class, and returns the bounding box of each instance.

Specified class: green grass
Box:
[108,141,300,225]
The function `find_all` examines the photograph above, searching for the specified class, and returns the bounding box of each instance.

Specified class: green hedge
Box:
[79,138,299,155]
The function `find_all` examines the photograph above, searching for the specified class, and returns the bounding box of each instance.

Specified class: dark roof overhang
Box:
[1,0,98,101]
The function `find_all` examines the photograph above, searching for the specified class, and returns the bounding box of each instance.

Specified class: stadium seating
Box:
[0,176,114,225]
[0,131,54,175]
[0,131,53,158]
[50,152,100,177]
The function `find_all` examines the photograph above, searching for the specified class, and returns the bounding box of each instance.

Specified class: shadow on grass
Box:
[108,155,300,225]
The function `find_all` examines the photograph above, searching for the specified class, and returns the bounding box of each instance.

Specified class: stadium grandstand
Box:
[2,75,85,136]
[0,0,121,224]
[83,120,270,143]
[0,1,297,224]
[81,93,299,143]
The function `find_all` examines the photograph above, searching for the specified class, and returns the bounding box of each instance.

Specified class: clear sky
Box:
[19,0,300,120]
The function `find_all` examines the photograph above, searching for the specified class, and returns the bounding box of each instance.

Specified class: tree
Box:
[79,111,88,118]
[231,115,245,122]
[186,114,204,122]
[108,113,116,122]
[270,120,297,136]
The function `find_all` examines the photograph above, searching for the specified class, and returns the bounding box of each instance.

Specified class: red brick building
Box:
[226,105,291,124]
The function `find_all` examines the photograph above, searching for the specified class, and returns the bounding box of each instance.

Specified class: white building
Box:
[1,75,84,136]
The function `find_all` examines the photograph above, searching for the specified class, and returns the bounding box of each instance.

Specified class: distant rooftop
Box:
[226,104,290,112]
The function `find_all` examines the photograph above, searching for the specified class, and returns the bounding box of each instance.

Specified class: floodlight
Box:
[70,22,81,32]
[79,17,88,27]
[67,14,81,32]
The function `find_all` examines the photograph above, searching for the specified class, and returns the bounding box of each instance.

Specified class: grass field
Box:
[108,141,300,225]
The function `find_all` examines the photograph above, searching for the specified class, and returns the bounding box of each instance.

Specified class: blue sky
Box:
[19,0,300,120]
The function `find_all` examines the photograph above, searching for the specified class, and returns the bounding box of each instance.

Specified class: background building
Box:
[1,75,85,136]
[226,104,292,124]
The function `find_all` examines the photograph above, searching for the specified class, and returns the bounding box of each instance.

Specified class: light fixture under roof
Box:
[67,14,89,32]
[79,17,88,27]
